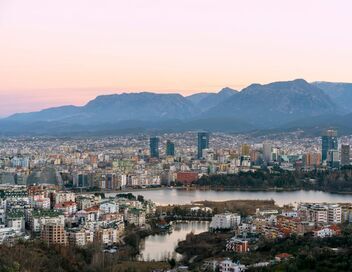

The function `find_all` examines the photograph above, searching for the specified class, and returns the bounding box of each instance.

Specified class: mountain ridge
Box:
[2,79,352,136]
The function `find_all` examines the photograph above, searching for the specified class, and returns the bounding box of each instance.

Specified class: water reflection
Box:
[138,221,209,261]
[127,189,352,206]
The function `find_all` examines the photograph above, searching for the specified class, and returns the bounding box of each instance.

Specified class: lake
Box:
[130,189,352,262]
[138,221,209,261]
[120,189,352,206]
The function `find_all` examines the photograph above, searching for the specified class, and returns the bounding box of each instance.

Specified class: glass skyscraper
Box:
[321,129,338,162]
[166,140,175,156]
[149,137,159,158]
[197,132,209,159]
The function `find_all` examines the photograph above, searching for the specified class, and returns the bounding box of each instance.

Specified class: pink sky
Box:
[0,0,352,116]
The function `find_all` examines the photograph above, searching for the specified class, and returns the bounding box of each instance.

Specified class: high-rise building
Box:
[304,152,321,168]
[104,173,117,190]
[241,144,250,156]
[271,147,281,162]
[149,137,159,158]
[166,140,175,156]
[322,129,338,161]
[341,144,350,166]
[263,143,272,162]
[197,132,209,159]
[74,173,92,188]
[41,222,67,246]
[327,149,340,169]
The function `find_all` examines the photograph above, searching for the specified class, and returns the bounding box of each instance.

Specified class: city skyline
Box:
[1,0,352,115]
[2,1,352,270]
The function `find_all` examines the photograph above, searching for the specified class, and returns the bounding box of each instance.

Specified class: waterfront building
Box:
[299,203,341,224]
[210,213,241,230]
[176,171,198,185]
[125,208,146,226]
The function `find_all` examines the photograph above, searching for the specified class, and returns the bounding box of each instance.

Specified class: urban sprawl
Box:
[0,130,352,271]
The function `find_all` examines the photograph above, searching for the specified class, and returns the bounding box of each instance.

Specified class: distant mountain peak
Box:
[205,79,337,127]
[292,78,308,83]
[2,79,352,136]
[218,87,238,95]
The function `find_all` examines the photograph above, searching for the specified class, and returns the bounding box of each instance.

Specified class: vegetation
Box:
[194,199,277,216]
[156,205,212,221]
[176,231,234,265]
[194,168,352,193]
[175,224,352,271]
[116,193,136,200]
[247,225,352,271]
[0,240,170,272]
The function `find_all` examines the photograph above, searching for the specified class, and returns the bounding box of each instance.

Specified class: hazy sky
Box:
[0,0,352,116]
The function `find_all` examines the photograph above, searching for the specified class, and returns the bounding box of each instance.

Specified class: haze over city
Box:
[3,1,352,271]
[1,0,352,116]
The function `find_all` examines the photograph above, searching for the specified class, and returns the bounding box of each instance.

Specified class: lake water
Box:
[138,221,209,261]
[130,189,352,262]
[120,189,352,206]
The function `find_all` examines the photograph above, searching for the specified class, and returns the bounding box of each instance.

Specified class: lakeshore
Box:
[78,185,352,195]
[103,188,352,206]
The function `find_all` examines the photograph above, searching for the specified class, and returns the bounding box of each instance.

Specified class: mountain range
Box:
[1,79,352,136]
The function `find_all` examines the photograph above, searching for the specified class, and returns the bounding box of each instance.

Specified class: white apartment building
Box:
[95,228,121,245]
[68,229,94,247]
[30,213,65,233]
[100,202,119,214]
[54,192,76,205]
[311,207,328,223]
[124,208,146,226]
[327,204,342,224]
[0,227,23,244]
[219,259,246,272]
[299,203,342,224]
[7,217,25,232]
[210,213,241,230]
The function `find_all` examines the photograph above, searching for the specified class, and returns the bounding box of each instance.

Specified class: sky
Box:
[0,0,352,116]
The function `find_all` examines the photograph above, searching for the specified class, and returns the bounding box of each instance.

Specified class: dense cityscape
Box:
[1,130,352,271]
[2,1,352,271]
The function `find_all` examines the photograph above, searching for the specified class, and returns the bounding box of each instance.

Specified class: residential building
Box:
[210,213,241,230]
[41,222,67,246]
[176,172,198,185]
[219,258,245,272]
[341,144,350,166]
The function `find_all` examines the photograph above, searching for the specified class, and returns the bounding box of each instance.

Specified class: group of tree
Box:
[246,224,352,272]
[194,167,352,192]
